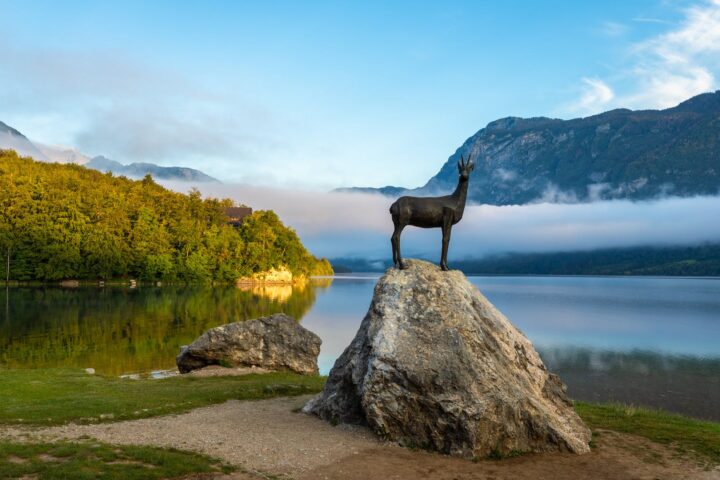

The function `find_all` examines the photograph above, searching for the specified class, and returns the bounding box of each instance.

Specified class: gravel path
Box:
[2,395,718,479]
[2,395,383,477]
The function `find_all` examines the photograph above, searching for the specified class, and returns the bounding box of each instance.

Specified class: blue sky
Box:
[1,0,718,189]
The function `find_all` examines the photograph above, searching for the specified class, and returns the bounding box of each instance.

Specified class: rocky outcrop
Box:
[342,91,720,204]
[304,259,591,458]
[176,313,321,375]
[236,266,303,285]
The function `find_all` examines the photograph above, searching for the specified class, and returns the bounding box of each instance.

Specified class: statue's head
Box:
[457,153,475,181]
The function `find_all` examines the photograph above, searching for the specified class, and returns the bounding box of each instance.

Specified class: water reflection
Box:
[301,278,377,375]
[300,274,720,420]
[2,274,719,420]
[0,280,330,376]
[539,347,720,421]
[472,276,720,357]
[236,284,295,303]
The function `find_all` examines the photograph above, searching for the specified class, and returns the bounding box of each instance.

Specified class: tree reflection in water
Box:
[0,279,331,376]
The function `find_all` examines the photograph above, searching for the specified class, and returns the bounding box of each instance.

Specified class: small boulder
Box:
[304,259,591,458]
[176,313,321,375]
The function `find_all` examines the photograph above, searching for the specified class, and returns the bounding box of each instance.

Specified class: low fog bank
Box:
[161,180,720,261]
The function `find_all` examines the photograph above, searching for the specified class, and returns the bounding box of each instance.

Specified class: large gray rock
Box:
[176,313,321,375]
[304,259,591,458]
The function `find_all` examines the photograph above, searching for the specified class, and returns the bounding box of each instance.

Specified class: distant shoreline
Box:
[4,273,720,287]
[328,272,720,280]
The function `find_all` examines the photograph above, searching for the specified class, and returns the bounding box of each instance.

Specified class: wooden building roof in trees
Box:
[225,206,253,226]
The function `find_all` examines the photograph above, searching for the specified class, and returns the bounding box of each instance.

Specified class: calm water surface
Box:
[1,275,719,420]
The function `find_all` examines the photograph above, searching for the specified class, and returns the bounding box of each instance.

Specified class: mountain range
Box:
[0,120,218,183]
[85,156,219,183]
[0,121,49,161]
[341,91,720,205]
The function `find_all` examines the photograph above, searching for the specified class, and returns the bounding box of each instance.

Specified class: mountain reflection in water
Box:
[539,347,720,421]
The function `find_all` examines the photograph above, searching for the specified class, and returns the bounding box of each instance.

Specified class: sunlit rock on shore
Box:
[304,259,591,458]
[236,266,302,285]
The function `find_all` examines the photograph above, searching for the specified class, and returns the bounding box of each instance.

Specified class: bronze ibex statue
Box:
[390,154,474,271]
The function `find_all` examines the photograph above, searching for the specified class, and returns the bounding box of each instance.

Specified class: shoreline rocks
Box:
[304,259,591,458]
[176,313,321,375]
[236,266,306,285]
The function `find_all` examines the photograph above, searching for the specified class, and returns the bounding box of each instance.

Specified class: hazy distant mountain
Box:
[36,143,91,165]
[0,120,218,183]
[86,156,220,183]
[343,91,720,205]
[0,121,49,161]
[335,185,407,196]
[83,156,125,172]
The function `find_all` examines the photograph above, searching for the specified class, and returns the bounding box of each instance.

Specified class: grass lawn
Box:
[0,368,325,426]
[0,440,233,479]
[1,369,719,469]
[577,402,720,465]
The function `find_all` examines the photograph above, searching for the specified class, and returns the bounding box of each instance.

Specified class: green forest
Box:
[455,244,720,276]
[0,150,332,282]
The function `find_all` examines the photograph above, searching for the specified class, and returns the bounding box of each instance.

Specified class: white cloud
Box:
[570,0,720,115]
[625,65,714,108]
[625,0,720,108]
[492,168,517,182]
[656,0,720,56]
[632,17,673,25]
[599,21,628,37]
[0,39,282,172]
[568,78,615,115]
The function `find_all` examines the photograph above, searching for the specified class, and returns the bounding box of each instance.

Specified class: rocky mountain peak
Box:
[672,89,720,112]
[484,116,560,133]
[0,121,27,138]
[343,91,720,205]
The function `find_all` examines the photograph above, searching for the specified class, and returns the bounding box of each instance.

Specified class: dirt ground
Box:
[2,395,718,480]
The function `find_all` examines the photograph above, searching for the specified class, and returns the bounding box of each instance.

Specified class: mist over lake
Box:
[165,181,720,262]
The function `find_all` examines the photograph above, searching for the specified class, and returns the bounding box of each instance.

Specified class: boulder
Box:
[304,259,591,458]
[176,313,321,375]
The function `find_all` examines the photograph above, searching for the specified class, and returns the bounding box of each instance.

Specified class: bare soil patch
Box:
[299,431,720,480]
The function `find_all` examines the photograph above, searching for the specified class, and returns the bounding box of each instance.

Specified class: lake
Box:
[1,275,719,421]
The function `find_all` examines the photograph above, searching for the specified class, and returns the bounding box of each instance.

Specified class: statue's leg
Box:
[392,224,407,270]
[391,235,397,266]
[441,217,452,271]
[391,226,399,267]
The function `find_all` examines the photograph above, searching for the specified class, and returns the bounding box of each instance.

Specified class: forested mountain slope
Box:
[0,150,331,282]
